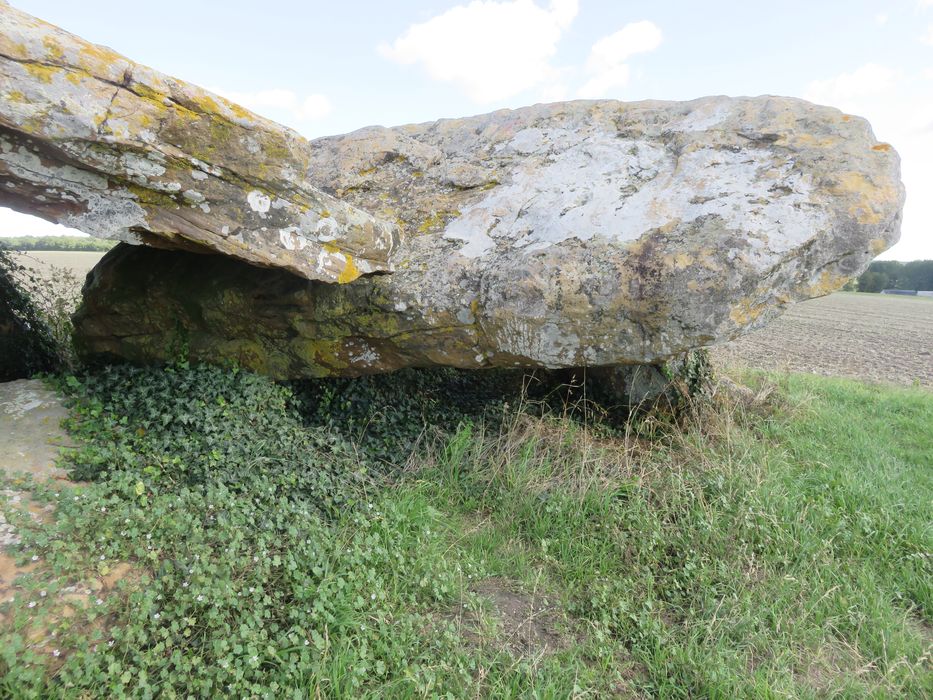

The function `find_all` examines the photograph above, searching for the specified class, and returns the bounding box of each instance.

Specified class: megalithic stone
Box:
[0,2,398,283]
[0,5,906,377]
[74,96,905,378]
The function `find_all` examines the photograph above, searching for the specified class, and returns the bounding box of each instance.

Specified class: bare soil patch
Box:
[713,293,933,388]
[447,578,573,659]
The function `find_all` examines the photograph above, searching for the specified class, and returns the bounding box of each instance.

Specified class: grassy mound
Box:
[1,365,930,698]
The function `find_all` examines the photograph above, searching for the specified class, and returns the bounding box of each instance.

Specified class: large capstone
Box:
[0,3,397,283]
[73,95,903,377]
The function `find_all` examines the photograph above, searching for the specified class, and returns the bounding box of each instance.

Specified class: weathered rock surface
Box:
[3,4,904,377]
[74,94,903,377]
[0,3,396,282]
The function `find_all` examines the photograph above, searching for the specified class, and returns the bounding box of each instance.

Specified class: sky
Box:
[2,0,932,261]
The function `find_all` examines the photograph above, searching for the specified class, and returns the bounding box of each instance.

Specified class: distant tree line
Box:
[0,236,116,252]
[854,260,933,293]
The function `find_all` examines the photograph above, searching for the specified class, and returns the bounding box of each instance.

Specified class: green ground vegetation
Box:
[0,365,930,698]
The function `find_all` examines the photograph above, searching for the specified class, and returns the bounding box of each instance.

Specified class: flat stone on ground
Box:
[0,379,72,480]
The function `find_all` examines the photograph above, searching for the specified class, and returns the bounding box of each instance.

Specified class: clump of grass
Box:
[411,373,932,697]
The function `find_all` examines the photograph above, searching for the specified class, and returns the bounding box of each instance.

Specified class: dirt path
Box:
[712,293,933,389]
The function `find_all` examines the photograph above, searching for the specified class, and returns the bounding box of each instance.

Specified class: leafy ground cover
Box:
[1,364,930,698]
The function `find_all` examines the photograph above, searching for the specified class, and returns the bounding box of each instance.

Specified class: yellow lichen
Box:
[804,270,848,298]
[418,210,460,234]
[337,254,360,284]
[188,91,220,115]
[24,62,59,83]
[41,36,64,61]
[225,100,254,121]
[729,298,767,326]
[292,338,349,371]
[77,44,128,76]
[831,171,898,225]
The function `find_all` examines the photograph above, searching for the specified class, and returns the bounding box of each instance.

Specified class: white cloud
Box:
[923,24,933,45]
[297,94,333,120]
[379,0,578,103]
[539,82,569,102]
[577,21,662,98]
[210,87,333,122]
[805,63,902,104]
[875,13,889,25]
[805,64,933,260]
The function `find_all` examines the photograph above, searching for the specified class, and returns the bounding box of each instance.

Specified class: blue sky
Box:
[3,0,932,260]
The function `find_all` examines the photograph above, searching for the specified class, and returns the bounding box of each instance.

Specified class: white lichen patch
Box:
[62,193,148,240]
[456,307,475,324]
[152,181,183,193]
[120,152,166,180]
[1,138,108,191]
[247,190,271,214]
[315,217,340,242]
[490,319,583,368]
[348,346,380,365]
[188,158,222,177]
[444,132,827,261]
[279,227,311,251]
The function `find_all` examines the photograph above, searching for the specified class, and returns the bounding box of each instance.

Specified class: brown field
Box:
[11,250,105,280]
[713,292,933,389]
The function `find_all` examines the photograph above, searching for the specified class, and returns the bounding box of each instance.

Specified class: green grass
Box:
[1,367,930,698]
[415,373,932,697]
